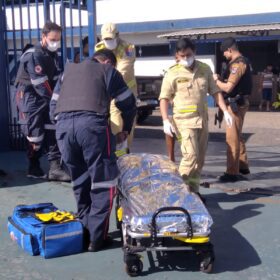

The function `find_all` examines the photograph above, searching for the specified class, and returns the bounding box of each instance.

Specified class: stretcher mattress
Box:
[117,154,213,236]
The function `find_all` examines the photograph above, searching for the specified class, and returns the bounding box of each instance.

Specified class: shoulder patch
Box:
[35,65,42,73]
[125,45,134,57]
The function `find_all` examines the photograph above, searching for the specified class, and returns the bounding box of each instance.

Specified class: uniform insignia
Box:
[231,67,238,74]
[125,45,134,57]
[35,65,42,73]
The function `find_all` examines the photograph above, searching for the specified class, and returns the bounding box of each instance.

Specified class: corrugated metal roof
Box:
[158,23,280,39]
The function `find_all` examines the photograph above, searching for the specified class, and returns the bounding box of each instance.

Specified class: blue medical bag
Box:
[7,203,84,258]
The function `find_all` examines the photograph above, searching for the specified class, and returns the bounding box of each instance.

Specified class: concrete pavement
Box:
[0,108,279,280]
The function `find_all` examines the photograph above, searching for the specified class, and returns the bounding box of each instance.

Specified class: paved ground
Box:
[0,108,279,280]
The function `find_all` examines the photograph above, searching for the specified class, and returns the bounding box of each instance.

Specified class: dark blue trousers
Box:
[16,89,60,161]
[55,112,118,244]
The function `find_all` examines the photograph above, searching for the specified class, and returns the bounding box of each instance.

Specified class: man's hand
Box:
[223,111,233,127]
[116,131,128,144]
[213,73,220,82]
[163,119,175,137]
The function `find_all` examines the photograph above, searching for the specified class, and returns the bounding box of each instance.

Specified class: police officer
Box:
[95,22,137,152]
[15,21,70,181]
[50,50,136,252]
[159,38,232,194]
[213,37,252,182]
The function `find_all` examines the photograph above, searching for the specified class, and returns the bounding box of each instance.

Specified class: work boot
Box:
[48,160,71,182]
[219,173,248,183]
[239,168,250,175]
[27,159,46,179]
[88,235,114,252]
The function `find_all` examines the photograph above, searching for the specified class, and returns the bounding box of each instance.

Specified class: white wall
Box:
[97,0,280,24]
[135,55,216,77]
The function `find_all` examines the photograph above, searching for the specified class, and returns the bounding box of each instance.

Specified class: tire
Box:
[125,258,143,277]
[200,261,213,273]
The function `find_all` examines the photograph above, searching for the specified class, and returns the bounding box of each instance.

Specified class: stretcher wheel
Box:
[125,257,143,277]
[200,261,213,273]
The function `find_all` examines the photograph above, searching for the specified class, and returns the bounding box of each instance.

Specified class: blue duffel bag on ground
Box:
[7,203,84,258]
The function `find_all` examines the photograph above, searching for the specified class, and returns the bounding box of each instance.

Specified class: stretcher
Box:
[116,153,215,276]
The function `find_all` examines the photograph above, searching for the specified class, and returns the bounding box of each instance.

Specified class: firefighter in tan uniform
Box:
[213,37,252,182]
[159,38,233,193]
[95,23,137,155]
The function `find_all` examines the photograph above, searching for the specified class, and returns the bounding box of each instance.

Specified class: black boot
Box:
[48,160,71,182]
[27,158,46,179]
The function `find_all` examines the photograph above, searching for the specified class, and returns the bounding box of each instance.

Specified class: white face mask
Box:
[47,40,60,52]
[104,38,117,50]
[179,56,195,68]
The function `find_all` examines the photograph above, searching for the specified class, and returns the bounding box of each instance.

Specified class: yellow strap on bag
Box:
[35,210,75,223]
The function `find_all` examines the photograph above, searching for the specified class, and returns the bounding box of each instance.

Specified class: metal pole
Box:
[44,0,50,22]
[87,0,96,57]
[0,1,10,150]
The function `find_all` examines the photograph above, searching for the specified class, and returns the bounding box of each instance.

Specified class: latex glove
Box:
[223,111,233,127]
[163,119,175,137]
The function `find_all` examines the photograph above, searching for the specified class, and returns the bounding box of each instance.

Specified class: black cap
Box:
[220,37,236,52]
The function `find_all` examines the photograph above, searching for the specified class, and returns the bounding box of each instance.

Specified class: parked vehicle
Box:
[136,76,162,124]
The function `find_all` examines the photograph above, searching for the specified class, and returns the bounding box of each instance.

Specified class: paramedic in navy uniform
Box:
[50,50,136,252]
[15,21,70,181]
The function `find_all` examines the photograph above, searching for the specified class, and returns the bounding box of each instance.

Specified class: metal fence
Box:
[2,0,96,150]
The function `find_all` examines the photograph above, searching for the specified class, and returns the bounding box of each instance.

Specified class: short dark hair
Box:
[42,21,62,35]
[220,37,238,52]
[176,38,196,52]
[93,49,117,67]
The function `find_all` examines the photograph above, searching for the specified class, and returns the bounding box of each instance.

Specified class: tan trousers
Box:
[175,120,208,193]
[110,100,135,148]
[226,100,249,175]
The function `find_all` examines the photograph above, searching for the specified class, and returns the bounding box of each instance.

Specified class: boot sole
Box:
[27,174,47,179]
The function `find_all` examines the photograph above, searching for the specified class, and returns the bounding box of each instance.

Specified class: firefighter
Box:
[159,38,232,193]
[213,37,252,182]
[95,22,137,152]
[15,21,70,181]
[50,50,136,252]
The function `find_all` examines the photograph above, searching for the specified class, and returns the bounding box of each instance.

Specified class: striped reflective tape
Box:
[26,134,44,143]
[45,230,83,240]
[115,89,132,102]
[51,93,59,101]
[44,124,55,130]
[72,171,90,187]
[91,177,118,189]
[126,79,137,89]
[31,75,48,86]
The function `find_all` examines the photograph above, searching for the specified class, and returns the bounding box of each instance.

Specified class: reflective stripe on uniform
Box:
[115,89,132,102]
[126,79,137,89]
[26,134,44,143]
[115,148,128,157]
[72,171,90,187]
[51,93,59,101]
[44,124,55,130]
[31,75,48,86]
[53,75,60,81]
[178,105,198,113]
[91,177,118,189]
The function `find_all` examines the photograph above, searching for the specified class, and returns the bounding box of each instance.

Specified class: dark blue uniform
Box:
[50,58,136,248]
[15,43,61,162]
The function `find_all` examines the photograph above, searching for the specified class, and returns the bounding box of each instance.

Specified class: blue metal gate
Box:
[1,0,96,150]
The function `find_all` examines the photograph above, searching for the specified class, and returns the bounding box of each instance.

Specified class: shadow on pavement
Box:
[204,192,264,273]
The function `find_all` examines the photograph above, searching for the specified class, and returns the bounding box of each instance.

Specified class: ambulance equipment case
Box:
[7,203,83,258]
